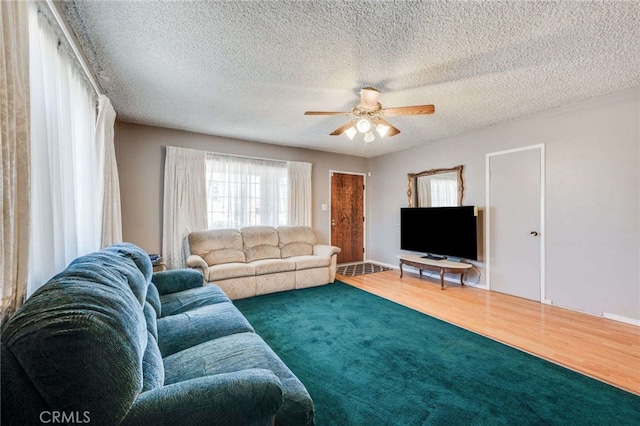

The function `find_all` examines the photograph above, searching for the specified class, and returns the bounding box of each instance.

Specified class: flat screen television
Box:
[400,206,478,260]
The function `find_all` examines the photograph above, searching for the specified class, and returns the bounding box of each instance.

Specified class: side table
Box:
[151,257,166,273]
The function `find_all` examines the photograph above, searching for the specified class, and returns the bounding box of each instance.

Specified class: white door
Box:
[487,145,544,301]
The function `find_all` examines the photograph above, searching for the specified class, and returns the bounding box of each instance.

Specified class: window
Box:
[205,154,289,229]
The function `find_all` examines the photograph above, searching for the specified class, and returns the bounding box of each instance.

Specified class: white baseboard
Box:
[603,312,640,327]
[366,259,397,269]
[546,302,640,327]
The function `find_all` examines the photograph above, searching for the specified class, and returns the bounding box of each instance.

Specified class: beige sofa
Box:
[186,226,341,299]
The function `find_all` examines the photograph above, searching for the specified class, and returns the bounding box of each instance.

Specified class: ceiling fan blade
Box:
[330,119,358,136]
[380,104,435,116]
[304,111,351,116]
[371,117,401,137]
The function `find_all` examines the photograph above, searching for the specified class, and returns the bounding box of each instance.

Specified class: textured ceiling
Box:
[59,1,640,158]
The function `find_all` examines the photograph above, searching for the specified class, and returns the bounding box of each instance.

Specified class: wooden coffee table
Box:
[397,254,473,290]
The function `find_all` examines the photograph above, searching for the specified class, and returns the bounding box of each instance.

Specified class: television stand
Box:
[397,254,473,290]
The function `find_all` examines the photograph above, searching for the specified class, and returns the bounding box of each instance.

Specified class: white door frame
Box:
[485,144,547,303]
[329,170,367,263]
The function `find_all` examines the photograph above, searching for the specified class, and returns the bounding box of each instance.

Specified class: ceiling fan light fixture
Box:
[344,126,357,140]
[364,131,375,143]
[356,118,371,133]
[376,123,390,138]
[305,87,435,143]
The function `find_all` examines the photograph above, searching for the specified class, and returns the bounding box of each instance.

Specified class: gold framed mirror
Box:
[407,165,464,207]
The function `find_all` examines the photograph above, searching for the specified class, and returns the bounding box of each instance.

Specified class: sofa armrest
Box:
[313,244,341,258]
[186,254,209,281]
[122,369,283,426]
[151,269,204,296]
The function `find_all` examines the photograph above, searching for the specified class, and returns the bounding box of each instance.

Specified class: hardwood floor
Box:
[337,269,640,395]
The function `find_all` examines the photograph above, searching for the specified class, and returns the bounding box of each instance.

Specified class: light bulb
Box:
[376,123,390,138]
[364,132,375,143]
[356,118,371,133]
[344,126,357,140]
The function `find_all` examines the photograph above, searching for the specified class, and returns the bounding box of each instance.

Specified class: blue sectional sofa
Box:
[1,243,314,425]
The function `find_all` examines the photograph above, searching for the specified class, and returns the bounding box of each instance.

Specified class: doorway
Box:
[331,172,365,264]
[486,145,545,302]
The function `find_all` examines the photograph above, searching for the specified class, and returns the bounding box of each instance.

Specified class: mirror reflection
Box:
[416,171,458,207]
[407,165,464,207]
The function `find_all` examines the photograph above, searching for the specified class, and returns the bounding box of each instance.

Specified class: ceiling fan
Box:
[304,87,435,143]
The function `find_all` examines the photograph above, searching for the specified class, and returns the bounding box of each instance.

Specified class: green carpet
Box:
[234,282,640,425]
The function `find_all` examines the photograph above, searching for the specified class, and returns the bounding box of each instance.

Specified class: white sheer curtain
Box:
[205,154,288,229]
[430,176,458,207]
[1,0,31,325]
[417,175,458,207]
[288,161,312,226]
[95,94,122,247]
[417,176,432,207]
[162,146,207,269]
[27,4,99,296]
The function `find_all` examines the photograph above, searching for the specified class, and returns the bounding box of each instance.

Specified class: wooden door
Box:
[331,173,364,264]
[487,145,544,301]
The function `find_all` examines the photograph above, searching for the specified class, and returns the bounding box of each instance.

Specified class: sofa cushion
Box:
[250,258,296,275]
[278,226,317,258]
[163,332,314,425]
[142,331,164,391]
[241,226,281,262]
[290,255,331,270]
[208,262,256,281]
[1,343,50,424]
[121,370,284,426]
[144,302,159,340]
[103,243,154,297]
[189,229,246,265]
[151,269,204,295]
[146,283,162,317]
[160,284,231,317]
[203,248,246,267]
[157,302,254,357]
[62,243,152,304]
[1,245,150,425]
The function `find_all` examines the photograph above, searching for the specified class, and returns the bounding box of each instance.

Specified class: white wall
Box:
[367,87,640,321]
[115,122,368,254]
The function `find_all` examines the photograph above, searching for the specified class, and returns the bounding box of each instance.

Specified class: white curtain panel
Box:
[95,95,122,248]
[205,154,288,229]
[417,176,432,207]
[430,176,458,207]
[288,161,312,226]
[162,146,207,269]
[27,5,99,296]
[1,0,31,324]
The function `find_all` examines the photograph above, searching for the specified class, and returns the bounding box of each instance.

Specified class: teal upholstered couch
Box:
[1,243,314,425]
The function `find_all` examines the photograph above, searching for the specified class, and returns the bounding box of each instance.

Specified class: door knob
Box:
[530,231,539,237]
[331,219,336,226]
